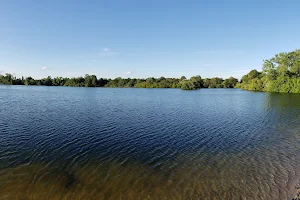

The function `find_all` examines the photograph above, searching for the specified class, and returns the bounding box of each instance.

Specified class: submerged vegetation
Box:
[236,49,300,93]
[1,50,300,92]
[0,74,238,90]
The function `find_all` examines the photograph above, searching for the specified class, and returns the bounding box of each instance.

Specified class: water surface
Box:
[1,86,300,199]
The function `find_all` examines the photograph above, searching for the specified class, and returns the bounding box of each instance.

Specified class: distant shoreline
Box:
[0,75,238,90]
[1,49,300,93]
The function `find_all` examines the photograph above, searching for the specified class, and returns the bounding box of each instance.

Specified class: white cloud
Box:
[0,70,5,75]
[41,66,50,70]
[97,48,119,56]
[90,59,98,62]
[102,48,110,52]
[125,68,134,75]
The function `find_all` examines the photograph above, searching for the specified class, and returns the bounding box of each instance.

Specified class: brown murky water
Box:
[0,86,300,199]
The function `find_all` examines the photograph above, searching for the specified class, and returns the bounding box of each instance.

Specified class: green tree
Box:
[24,77,36,85]
[84,74,97,87]
[190,75,202,89]
[222,77,238,88]
[180,80,196,90]
[238,49,300,93]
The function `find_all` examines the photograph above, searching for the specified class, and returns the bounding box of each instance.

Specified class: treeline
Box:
[2,50,299,92]
[0,74,239,90]
[236,49,300,93]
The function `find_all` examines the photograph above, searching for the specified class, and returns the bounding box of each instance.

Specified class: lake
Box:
[0,85,300,199]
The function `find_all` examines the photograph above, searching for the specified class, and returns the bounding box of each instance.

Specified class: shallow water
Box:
[0,86,300,199]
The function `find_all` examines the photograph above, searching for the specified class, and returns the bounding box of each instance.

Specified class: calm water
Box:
[1,86,300,199]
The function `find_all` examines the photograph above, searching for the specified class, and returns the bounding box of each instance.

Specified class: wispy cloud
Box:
[125,68,134,75]
[41,66,50,70]
[97,48,119,56]
[0,70,5,75]
[90,59,98,62]
[102,48,110,52]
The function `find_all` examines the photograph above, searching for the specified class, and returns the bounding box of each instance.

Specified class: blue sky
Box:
[0,0,299,79]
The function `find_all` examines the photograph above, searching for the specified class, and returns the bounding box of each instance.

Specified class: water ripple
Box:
[0,87,300,199]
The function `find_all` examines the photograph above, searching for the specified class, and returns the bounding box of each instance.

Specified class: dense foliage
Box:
[236,49,300,93]
[0,74,238,90]
[2,50,300,92]
[3,50,299,92]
